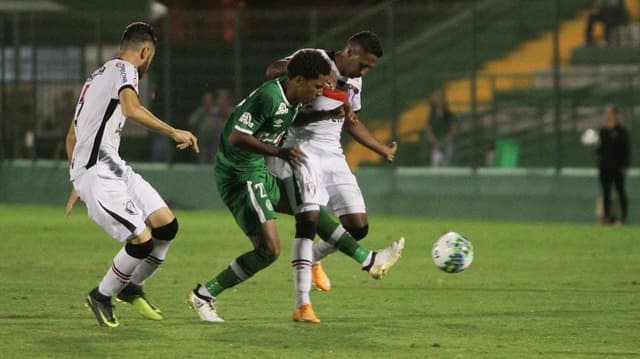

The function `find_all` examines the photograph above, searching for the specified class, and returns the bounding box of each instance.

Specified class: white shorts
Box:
[267,143,366,216]
[72,162,167,242]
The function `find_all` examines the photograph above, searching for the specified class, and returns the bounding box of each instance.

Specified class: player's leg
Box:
[187,173,280,322]
[612,168,628,223]
[291,209,321,323]
[315,209,404,279]
[313,213,369,262]
[599,168,614,223]
[117,171,177,320]
[76,168,155,327]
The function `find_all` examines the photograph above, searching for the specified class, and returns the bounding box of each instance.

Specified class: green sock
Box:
[317,209,370,264]
[206,249,277,297]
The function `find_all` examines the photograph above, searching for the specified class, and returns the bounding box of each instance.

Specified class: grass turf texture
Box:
[0,204,638,358]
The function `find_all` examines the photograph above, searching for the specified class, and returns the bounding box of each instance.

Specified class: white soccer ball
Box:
[581,128,600,147]
[432,232,474,273]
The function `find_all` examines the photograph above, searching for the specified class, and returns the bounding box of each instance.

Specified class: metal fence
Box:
[1,0,637,169]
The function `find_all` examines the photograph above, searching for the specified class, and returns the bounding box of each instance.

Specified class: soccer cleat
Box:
[311,262,331,292]
[292,303,320,323]
[186,286,224,323]
[116,283,164,321]
[367,237,405,279]
[85,288,120,328]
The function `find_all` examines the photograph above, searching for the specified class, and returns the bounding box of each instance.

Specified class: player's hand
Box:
[171,129,200,153]
[382,141,398,163]
[343,104,357,124]
[327,70,339,89]
[65,188,79,218]
[278,146,307,166]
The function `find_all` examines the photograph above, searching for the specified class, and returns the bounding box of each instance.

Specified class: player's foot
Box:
[366,237,405,279]
[85,288,119,328]
[311,262,331,292]
[292,303,320,323]
[116,283,164,320]
[186,285,224,323]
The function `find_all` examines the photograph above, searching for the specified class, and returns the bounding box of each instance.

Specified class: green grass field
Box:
[1,204,638,358]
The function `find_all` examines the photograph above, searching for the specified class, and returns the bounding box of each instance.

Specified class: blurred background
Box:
[1,0,639,223]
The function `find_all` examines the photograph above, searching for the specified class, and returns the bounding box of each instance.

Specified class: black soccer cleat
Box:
[85,288,120,328]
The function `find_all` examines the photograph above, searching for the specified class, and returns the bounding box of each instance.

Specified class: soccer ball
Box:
[581,128,599,147]
[432,232,474,273]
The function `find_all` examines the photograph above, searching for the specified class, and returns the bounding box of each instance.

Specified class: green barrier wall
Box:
[1,161,637,224]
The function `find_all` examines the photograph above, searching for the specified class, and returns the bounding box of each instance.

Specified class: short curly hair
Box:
[287,49,331,80]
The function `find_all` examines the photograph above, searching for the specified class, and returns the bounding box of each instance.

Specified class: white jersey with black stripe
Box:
[284,49,362,152]
[70,59,139,181]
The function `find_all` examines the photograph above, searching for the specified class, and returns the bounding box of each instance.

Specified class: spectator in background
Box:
[597,105,630,225]
[425,90,459,167]
[585,0,628,46]
[188,89,233,163]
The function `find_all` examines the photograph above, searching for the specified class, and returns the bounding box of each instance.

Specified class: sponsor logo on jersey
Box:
[275,102,288,115]
[273,119,284,128]
[265,199,273,211]
[239,112,254,128]
[116,62,128,84]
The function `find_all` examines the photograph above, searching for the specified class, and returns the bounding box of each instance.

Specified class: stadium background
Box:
[1,0,638,223]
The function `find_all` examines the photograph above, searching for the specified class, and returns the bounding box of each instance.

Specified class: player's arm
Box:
[343,111,397,163]
[119,87,199,153]
[229,129,306,166]
[65,120,79,218]
[65,120,76,164]
[265,59,289,80]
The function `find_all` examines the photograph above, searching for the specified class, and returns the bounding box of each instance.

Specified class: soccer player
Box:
[65,22,199,328]
[265,31,401,309]
[187,49,403,324]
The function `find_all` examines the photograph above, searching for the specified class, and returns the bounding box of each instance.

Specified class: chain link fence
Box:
[1,0,637,170]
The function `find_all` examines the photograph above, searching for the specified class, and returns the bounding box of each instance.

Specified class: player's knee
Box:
[125,240,154,259]
[151,218,178,241]
[344,224,368,241]
[257,248,279,264]
[295,220,318,240]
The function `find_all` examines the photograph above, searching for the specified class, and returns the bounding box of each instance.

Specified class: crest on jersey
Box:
[275,102,288,115]
[124,200,138,215]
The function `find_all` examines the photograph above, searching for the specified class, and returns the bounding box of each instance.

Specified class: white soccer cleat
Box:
[186,290,224,323]
[368,237,405,279]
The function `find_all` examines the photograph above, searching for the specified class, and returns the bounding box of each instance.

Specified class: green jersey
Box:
[216,77,301,176]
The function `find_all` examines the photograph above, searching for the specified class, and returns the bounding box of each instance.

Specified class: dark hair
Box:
[287,49,331,80]
[348,31,383,57]
[121,22,157,49]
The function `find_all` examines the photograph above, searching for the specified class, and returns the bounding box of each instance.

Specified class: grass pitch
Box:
[0,204,638,358]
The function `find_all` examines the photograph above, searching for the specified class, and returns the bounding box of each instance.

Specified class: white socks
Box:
[98,246,144,297]
[312,239,338,263]
[292,238,313,307]
[130,238,171,286]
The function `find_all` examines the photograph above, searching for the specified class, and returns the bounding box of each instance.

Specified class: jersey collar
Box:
[276,78,293,108]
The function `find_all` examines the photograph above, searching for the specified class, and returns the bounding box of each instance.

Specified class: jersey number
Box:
[75,83,91,122]
[254,183,267,198]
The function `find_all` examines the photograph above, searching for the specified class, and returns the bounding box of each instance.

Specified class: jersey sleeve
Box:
[113,61,139,97]
[233,89,277,136]
[349,77,363,112]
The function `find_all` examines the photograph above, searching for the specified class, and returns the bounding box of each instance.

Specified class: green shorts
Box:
[215,168,281,235]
